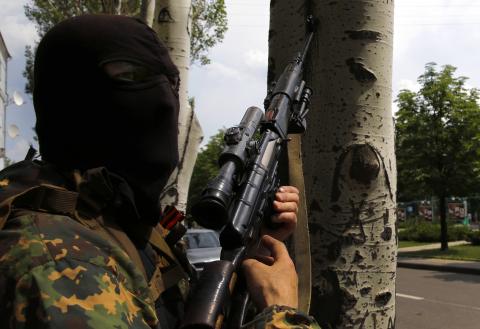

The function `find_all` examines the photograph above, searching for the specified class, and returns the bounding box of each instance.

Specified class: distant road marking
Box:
[396,293,424,300]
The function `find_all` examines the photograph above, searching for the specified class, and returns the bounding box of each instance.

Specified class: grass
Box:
[398,245,480,262]
[398,241,433,248]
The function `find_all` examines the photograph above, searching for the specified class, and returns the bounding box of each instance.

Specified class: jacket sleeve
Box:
[243,305,322,329]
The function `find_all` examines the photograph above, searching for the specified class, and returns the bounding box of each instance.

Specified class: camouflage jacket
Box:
[0,161,321,329]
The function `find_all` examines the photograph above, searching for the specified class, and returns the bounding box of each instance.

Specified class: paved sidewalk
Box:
[398,241,480,275]
[397,257,480,275]
[399,240,469,252]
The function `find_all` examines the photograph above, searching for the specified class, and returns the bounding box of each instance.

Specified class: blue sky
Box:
[0,0,479,161]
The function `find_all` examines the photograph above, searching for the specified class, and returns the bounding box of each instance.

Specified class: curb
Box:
[397,258,480,275]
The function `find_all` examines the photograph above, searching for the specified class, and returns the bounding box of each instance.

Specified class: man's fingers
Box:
[260,235,289,261]
[273,200,298,213]
[254,254,275,266]
[275,191,300,203]
[271,212,297,225]
[278,186,300,194]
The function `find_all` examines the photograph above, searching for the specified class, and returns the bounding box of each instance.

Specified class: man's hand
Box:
[262,186,300,241]
[242,235,298,310]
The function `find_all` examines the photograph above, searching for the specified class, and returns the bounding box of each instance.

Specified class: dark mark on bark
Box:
[327,240,342,261]
[359,311,369,329]
[381,227,392,241]
[349,144,380,185]
[388,316,395,329]
[341,289,357,310]
[158,7,174,23]
[346,58,377,83]
[375,291,392,307]
[341,271,358,288]
[360,286,372,296]
[353,250,364,263]
[345,30,382,41]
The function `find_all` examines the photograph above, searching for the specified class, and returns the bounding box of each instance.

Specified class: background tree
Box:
[186,129,224,213]
[23,0,227,93]
[396,63,480,250]
[269,0,397,327]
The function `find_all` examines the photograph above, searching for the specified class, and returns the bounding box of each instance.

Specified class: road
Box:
[396,268,480,329]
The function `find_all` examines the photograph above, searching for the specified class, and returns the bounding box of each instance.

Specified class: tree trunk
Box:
[272,0,396,327]
[114,0,122,15]
[439,194,449,251]
[140,0,156,27]
[153,0,204,213]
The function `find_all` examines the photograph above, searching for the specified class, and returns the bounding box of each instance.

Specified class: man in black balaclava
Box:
[0,14,319,329]
[34,14,180,225]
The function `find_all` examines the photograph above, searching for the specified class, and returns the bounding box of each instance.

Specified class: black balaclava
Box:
[33,15,180,225]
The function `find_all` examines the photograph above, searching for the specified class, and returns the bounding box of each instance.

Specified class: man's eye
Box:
[103,61,151,82]
[115,71,136,82]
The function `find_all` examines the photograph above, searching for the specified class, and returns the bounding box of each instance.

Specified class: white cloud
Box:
[397,79,421,92]
[244,49,268,68]
[0,1,37,56]
[206,62,245,80]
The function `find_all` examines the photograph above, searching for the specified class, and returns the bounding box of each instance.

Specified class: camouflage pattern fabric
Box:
[0,211,157,328]
[245,305,322,329]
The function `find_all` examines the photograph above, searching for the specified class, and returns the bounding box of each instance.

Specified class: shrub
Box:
[448,225,471,241]
[398,221,473,242]
[468,231,480,246]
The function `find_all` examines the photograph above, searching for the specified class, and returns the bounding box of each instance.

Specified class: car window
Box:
[186,232,220,249]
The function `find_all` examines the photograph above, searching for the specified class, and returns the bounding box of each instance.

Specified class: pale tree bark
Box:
[153,0,204,213]
[269,0,396,328]
[140,0,155,26]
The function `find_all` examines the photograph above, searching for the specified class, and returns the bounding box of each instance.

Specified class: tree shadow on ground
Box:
[426,271,480,284]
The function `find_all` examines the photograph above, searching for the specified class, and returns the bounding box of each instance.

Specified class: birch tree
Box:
[152,0,201,212]
[269,1,396,328]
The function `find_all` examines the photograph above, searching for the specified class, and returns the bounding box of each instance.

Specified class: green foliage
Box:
[395,63,480,202]
[191,0,228,65]
[23,0,228,93]
[468,231,480,246]
[187,129,225,214]
[399,221,472,242]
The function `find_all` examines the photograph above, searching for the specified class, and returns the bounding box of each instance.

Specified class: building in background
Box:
[0,32,10,170]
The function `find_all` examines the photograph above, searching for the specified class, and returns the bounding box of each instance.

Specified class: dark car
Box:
[184,229,221,271]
